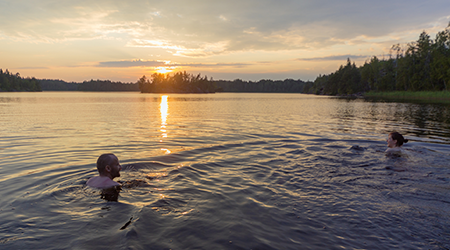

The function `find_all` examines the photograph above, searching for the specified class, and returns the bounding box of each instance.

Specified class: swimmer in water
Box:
[87,153,122,189]
[386,132,408,154]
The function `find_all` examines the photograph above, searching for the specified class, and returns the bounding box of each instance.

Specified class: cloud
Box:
[97,60,165,68]
[16,66,50,69]
[96,59,250,68]
[172,62,250,68]
[1,0,450,55]
[126,39,228,57]
[298,54,369,61]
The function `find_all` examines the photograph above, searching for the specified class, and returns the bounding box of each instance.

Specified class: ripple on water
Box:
[1,138,450,249]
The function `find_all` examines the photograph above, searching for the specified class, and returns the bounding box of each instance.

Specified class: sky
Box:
[1,0,449,83]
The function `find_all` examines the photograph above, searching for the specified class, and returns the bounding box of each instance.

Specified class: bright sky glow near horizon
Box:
[1,0,449,83]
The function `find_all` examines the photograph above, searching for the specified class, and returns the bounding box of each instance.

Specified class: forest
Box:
[305,24,450,95]
[39,79,138,91]
[214,78,308,93]
[0,69,41,91]
[77,79,139,91]
[39,79,78,91]
[138,72,308,93]
[0,75,139,92]
[138,72,216,93]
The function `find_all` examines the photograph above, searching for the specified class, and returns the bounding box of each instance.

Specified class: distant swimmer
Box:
[87,153,122,189]
[386,132,408,154]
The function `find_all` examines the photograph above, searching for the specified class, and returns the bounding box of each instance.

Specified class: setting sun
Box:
[156,67,173,74]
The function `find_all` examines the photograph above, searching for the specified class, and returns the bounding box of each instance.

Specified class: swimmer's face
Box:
[109,156,122,179]
[387,135,397,148]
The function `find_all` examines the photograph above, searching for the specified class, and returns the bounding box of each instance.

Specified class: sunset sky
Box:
[1,0,449,83]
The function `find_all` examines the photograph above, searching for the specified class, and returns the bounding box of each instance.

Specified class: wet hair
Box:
[389,132,408,147]
[96,154,117,174]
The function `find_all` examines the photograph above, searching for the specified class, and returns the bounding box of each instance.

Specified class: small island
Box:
[138,72,217,93]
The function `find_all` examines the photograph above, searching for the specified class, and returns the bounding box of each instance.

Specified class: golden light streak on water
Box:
[160,95,170,153]
[160,95,168,139]
[160,95,168,126]
[161,148,171,154]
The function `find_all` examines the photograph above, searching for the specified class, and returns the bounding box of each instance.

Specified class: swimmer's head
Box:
[388,132,408,147]
[96,153,122,178]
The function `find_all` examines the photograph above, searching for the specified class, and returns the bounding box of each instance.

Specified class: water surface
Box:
[0,92,449,249]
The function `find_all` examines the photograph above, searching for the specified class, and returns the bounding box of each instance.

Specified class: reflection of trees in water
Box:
[403,103,450,138]
[0,97,21,103]
[332,99,356,134]
[331,99,450,140]
[390,102,450,138]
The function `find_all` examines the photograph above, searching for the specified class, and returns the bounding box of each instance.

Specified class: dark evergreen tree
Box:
[0,69,42,92]
[309,24,450,95]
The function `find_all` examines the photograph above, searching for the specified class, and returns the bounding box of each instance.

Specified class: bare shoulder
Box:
[385,147,402,154]
[87,176,121,189]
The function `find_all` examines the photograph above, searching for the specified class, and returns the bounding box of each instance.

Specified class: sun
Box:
[156,67,173,74]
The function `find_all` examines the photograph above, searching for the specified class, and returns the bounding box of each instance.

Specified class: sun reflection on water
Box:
[160,95,168,123]
[160,95,171,154]
[161,148,171,154]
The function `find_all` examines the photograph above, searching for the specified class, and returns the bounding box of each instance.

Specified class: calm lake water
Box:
[0,92,449,249]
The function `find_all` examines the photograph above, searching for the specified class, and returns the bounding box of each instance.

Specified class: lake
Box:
[0,92,449,249]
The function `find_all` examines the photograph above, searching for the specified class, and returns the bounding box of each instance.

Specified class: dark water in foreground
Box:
[0,92,449,249]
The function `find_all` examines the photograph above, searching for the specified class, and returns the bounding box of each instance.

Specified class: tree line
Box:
[0,69,41,92]
[305,24,450,95]
[77,79,139,91]
[39,79,139,91]
[39,79,78,91]
[214,78,308,93]
[0,74,139,92]
[138,72,217,93]
[138,71,309,93]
